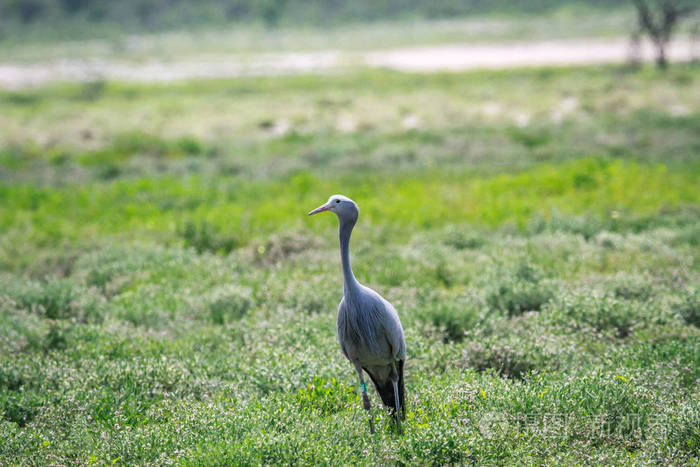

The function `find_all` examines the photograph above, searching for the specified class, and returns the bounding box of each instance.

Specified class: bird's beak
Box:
[308,203,331,216]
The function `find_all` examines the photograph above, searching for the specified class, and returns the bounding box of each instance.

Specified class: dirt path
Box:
[0,37,694,89]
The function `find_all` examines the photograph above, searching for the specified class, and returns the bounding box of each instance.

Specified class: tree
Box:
[631,0,698,68]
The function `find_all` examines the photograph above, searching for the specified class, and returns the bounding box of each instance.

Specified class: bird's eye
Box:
[335,199,341,204]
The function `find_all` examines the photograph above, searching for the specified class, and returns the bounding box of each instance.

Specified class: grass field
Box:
[1,63,699,464]
[0,8,636,63]
[0,1,633,58]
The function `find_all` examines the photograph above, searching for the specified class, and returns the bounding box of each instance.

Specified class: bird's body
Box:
[338,287,405,365]
[337,288,405,413]
[309,194,406,433]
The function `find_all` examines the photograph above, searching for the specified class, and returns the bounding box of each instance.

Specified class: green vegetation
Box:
[1,0,628,36]
[0,1,641,63]
[1,64,699,464]
[0,13,644,64]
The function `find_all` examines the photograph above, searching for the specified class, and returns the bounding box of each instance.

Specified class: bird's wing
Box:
[336,297,350,359]
[376,295,406,361]
[338,287,406,362]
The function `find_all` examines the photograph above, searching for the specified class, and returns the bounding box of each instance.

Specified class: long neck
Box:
[339,217,360,296]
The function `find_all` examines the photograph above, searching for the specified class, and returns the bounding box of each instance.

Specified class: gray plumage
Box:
[309,194,406,433]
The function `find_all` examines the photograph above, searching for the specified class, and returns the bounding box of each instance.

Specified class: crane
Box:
[309,194,406,434]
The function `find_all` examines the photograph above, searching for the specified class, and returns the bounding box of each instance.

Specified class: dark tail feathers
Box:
[364,360,405,419]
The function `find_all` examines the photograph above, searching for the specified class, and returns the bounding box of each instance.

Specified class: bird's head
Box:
[308,194,359,222]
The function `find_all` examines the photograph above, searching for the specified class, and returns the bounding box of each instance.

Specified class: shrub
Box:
[76,244,180,296]
[251,231,319,266]
[179,219,239,255]
[527,211,605,240]
[484,262,555,317]
[25,279,76,320]
[3,278,103,322]
[676,288,699,327]
[462,340,537,380]
[441,227,485,250]
[281,282,335,314]
[207,285,253,325]
[417,290,483,342]
[594,231,624,250]
[549,292,640,338]
[602,272,655,301]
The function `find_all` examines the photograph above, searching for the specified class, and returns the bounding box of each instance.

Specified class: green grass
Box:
[1,64,699,464]
[2,66,698,182]
[0,3,635,60]
[1,157,698,264]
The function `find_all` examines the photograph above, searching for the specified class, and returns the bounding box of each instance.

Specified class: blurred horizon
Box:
[2,0,631,39]
[1,0,699,465]
[1,0,697,89]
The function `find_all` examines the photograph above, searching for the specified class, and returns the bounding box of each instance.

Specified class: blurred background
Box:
[0,0,698,81]
[1,1,699,465]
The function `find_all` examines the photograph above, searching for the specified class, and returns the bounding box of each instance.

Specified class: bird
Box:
[308,194,406,434]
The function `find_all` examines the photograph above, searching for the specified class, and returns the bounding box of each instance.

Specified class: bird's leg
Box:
[390,361,403,433]
[391,380,403,432]
[354,364,374,434]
